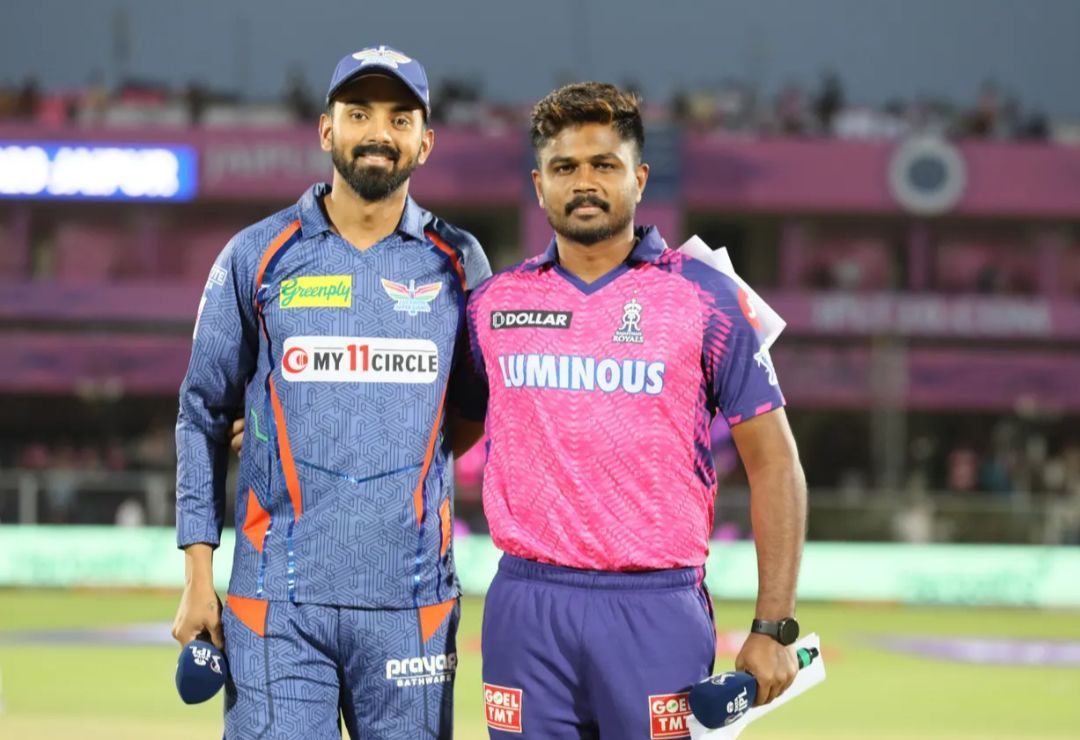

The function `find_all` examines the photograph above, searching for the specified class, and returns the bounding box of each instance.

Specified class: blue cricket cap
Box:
[326,45,430,116]
[175,638,227,704]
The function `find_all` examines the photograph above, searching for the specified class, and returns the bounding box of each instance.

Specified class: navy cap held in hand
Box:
[176,637,227,704]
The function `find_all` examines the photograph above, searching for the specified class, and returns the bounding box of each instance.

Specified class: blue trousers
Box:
[222,595,458,739]
[481,555,716,739]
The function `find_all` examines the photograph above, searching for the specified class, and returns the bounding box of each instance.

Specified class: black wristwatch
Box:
[750,617,800,646]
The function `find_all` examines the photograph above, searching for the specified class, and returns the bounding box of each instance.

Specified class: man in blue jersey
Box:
[170,45,490,739]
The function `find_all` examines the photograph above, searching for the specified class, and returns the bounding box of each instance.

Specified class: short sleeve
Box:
[700,275,786,426]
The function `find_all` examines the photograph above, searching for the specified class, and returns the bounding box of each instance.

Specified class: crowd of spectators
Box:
[0,72,1070,144]
[671,74,1055,142]
[1,410,1077,544]
[0,422,174,526]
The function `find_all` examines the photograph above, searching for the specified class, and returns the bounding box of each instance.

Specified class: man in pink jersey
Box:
[459,83,808,739]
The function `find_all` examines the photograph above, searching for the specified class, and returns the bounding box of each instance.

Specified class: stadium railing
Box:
[1,470,1078,545]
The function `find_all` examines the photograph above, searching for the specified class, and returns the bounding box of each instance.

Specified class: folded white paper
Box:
[688,633,825,739]
[676,236,786,350]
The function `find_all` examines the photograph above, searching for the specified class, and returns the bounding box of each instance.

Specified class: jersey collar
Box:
[298,183,426,243]
[533,225,667,269]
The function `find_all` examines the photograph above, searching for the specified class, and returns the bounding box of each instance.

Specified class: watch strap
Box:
[750,618,782,637]
[751,617,799,645]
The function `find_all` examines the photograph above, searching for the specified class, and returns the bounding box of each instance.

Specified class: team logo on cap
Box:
[613,297,645,344]
[382,278,442,316]
[188,644,224,675]
[352,46,413,68]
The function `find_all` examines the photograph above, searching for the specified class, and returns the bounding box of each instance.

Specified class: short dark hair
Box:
[529,82,644,163]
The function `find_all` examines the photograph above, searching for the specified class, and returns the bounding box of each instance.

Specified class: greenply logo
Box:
[280,276,352,308]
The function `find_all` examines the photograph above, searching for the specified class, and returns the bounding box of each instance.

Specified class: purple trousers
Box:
[481,555,716,739]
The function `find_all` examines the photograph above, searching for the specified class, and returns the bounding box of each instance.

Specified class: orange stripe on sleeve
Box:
[268,377,302,519]
[226,594,268,637]
[418,599,456,644]
[426,231,468,291]
[254,220,301,300]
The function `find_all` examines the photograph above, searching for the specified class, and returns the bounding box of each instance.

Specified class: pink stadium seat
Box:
[0,222,28,278]
[1064,247,1080,296]
[936,239,1037,294]
[52,223,127,282]
[161,226,238,282]
[36,93,74,127]
[804,234,891,291]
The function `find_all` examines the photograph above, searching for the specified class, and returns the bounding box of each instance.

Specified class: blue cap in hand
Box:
[175,638,227,704]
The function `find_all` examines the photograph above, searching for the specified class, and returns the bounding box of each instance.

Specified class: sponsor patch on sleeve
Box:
[207,264,228,288]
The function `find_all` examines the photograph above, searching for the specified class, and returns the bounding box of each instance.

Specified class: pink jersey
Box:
[460,227,785,570]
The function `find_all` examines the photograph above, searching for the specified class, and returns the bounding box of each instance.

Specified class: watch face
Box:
[778,618,800,645]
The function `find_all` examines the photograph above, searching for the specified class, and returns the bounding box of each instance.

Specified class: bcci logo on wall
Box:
[613,297,644,344]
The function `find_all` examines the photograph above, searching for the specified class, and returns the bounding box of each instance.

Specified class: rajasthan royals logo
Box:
[352,46,413,68]
[381,278,442,316]
[754,347,779,386]
[612,297,644,344]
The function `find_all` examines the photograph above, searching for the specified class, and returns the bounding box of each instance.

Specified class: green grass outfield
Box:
[0,590,1078,739]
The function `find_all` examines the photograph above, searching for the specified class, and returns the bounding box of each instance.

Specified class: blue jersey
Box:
[176,183,491,608]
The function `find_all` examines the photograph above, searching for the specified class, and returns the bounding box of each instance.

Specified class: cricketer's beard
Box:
[546,193,634,246]
[331,137,420,202]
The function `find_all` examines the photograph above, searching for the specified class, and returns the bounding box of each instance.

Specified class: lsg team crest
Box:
[352,45,413,68]
[381,278,442,316]
[613,297,645,344]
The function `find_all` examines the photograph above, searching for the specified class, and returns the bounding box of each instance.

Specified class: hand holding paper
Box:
[688,633,826,739]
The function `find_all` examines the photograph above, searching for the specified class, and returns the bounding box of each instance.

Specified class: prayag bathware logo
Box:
[279,275,352,308]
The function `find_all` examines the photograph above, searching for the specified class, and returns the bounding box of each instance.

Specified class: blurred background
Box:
[0,1,1078,738]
